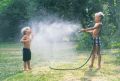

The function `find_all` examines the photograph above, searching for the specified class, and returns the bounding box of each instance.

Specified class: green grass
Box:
[0,43,120,81]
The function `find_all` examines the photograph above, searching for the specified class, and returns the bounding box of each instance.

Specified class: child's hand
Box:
[80,29,86,32]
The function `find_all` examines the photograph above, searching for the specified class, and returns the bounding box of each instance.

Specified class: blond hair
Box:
[21,26,31,35]
[95,12,104,20]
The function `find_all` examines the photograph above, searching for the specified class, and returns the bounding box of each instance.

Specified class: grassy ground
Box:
[0,43,120,81]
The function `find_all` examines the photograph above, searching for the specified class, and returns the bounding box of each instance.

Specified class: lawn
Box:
[0,43,120,81]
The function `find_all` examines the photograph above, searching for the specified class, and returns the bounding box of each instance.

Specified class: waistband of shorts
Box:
[93,37,100,39]
[23,48,30,50]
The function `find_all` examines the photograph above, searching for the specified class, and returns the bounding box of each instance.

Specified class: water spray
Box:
[49,31,92,70]
[30,17,92,70]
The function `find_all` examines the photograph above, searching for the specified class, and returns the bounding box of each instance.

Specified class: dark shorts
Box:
[93,37,101,46]
[23,48,31,61]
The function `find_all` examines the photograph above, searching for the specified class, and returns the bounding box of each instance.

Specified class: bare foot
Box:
[28,68,32,71]
[97,66,101,70]
[23,69,28,72]
[23,68,29,72]
[89,65,93,69]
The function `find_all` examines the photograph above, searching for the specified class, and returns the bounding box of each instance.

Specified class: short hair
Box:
[21,26,31,35]
[95,12,104,20]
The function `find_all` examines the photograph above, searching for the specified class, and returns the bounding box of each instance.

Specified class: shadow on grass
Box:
[80,69,99,81]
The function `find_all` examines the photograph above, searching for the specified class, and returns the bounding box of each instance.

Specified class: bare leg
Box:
[24,62,27,71]
[28,60,31,70]
[89,46,96,68]
[96,46,101,69]
[89,54,95,68]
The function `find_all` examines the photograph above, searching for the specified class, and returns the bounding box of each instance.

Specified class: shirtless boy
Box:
[80,12,104,69]
[20,27,32,71]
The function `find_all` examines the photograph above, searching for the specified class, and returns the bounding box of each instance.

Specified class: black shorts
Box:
[23,48,31,61]
[93,37,101,46]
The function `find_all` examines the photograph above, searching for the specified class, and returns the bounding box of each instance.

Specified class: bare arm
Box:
[80,23,100,32]
[20,36,29,43]
[86,30,93,33]
[85,23,100,31]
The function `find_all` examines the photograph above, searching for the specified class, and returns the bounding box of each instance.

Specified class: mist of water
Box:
[30,17,81,66]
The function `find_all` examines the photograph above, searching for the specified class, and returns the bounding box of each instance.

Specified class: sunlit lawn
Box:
[0,43,120,81]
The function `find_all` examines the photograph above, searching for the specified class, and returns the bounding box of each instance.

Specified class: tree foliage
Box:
[0,0,119,48]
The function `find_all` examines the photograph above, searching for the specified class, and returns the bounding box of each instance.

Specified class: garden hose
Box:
[49,51,92,70]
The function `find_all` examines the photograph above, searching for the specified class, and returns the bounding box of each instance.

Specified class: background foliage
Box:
[0,0,119,48]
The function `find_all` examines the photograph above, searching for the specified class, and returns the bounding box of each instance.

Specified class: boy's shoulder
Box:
[95,23,102,27]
